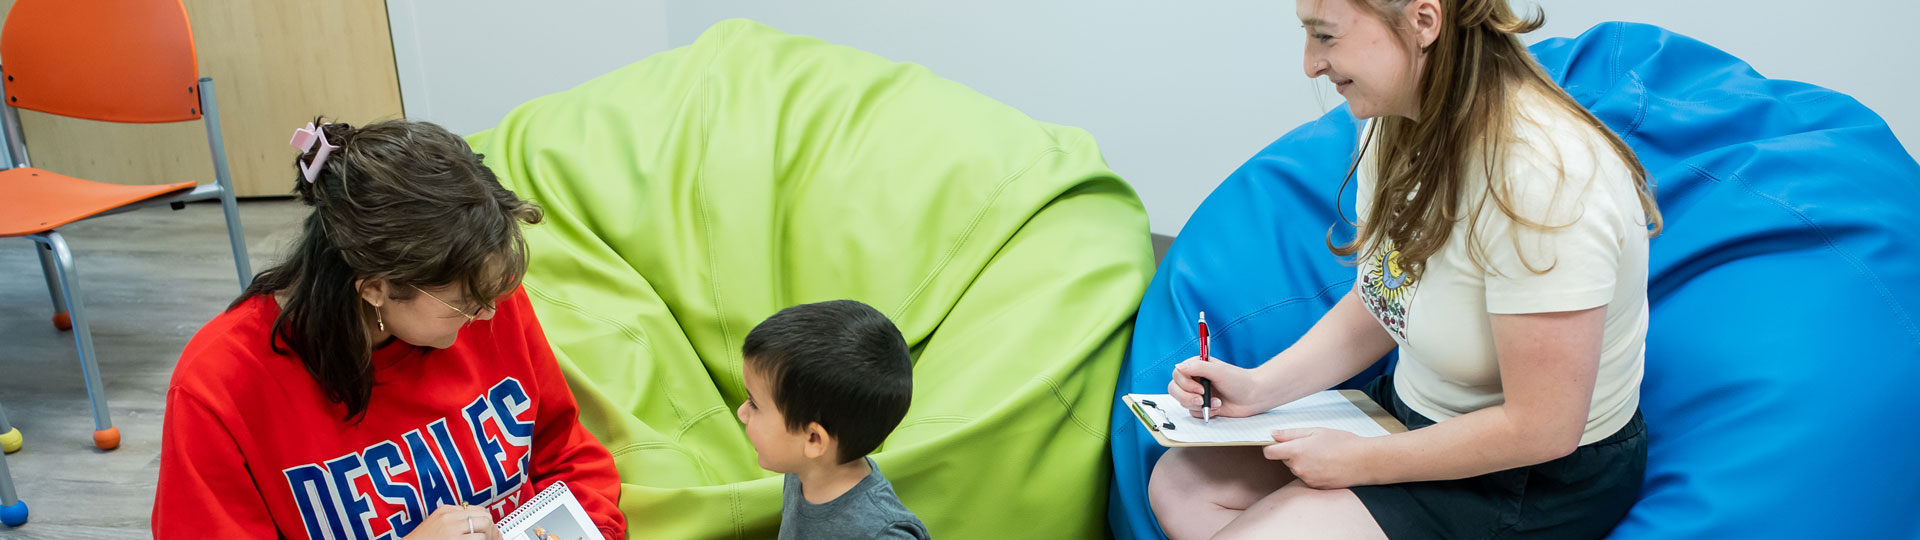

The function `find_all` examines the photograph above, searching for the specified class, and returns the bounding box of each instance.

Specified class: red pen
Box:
[1198,312,1214,423]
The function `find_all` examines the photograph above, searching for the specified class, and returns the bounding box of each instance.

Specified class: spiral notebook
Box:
[496,481,606,540]
[1123,390,1408,447]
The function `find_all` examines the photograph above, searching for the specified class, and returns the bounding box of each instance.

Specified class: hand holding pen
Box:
[1198,312,1214,423]
[1167,314,1273,419]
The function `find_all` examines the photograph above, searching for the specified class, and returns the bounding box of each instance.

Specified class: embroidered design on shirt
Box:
[1360,240,1419,341]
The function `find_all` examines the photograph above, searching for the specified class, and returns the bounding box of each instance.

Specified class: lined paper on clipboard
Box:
[1126,391,1394,445]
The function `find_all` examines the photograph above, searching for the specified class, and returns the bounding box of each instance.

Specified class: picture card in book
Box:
[495,481,605,540]
[1123,390,1407,447]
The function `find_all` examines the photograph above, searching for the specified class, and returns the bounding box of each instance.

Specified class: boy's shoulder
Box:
[780,459,930,539]
[844,460,930,539]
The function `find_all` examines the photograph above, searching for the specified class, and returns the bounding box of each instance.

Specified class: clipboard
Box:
[1123,390,1408,447]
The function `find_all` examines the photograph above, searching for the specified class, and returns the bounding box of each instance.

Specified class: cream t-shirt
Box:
[1354,87,1650,445]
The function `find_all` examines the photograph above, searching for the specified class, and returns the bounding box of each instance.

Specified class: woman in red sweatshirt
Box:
[152,119,625,540]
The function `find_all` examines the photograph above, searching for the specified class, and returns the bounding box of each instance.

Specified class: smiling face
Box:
[1297,0,1440,119]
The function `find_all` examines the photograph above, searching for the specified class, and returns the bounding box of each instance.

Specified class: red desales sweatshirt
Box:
[152,288,625,539]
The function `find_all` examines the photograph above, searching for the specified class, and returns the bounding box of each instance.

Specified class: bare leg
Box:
[1148,447,1296,540]
[1213,479,1388,540]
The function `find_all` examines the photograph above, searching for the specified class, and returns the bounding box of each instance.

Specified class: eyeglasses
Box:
[411,284,486,326]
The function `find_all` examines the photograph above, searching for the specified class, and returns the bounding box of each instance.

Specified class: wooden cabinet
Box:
[0,0,404,197]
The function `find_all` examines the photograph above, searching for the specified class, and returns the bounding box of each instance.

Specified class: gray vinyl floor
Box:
[0,198,304,539]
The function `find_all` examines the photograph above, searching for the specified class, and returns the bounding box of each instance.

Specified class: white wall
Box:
[663,1,1313,237]
[385,0,672,136]
[393,1,1920,235]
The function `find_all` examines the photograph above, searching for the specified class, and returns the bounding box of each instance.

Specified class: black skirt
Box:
[1349,374,1647,540]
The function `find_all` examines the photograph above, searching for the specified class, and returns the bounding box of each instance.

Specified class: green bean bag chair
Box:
[467,19,1153,539]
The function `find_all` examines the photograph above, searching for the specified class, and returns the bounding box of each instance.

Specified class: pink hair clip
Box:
[289,122,338,183]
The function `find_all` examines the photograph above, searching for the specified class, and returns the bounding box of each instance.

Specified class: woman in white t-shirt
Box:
[1146,1,1661,539]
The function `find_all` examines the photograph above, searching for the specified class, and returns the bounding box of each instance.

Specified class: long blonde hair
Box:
[1328,0,1661,280]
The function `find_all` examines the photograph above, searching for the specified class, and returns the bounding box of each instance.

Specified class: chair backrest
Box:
[0,0,201,123]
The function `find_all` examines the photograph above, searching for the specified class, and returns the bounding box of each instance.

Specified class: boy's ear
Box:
[802,422,834,460]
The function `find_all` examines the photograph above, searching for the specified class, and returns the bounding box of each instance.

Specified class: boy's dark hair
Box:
[743,300,913,464]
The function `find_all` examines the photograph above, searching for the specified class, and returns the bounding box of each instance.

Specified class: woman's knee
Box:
[1148,448,1197,507]
[1149,447,1284,510]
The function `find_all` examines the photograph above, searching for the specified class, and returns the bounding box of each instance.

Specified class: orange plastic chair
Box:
[0,0,250,451]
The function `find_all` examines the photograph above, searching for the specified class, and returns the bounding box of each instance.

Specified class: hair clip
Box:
[289,122,338,183]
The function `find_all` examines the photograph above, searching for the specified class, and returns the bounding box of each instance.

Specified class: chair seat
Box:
[0,167,195,237]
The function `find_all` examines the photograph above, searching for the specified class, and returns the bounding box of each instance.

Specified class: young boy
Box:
[736,300,932,539]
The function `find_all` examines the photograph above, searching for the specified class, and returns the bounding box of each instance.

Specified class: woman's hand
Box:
[1167,356,1277,418]
[1263,428,1375,490]
[401,504,503,540]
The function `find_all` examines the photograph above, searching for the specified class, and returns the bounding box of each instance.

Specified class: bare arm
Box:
[1251,287,1400,407]
[1170,287,1399,416]
[1354,306,1603,484]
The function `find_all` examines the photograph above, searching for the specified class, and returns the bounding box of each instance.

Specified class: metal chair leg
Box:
[34,242,70,331]
[0,404,25,528]
[34,232,118,450]
[0,404,18,454]
[217,187,251,290]
[199,78,251,290]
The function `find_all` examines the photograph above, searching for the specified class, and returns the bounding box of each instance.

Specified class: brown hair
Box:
[1329,0,1661,279]
[235,117,542,421]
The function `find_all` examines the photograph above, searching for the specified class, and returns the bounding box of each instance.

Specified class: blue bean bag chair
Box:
[1110,21,1920,540]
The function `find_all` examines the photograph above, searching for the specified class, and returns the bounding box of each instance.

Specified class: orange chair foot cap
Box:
[92,427,119,450]
[51,312,70,331]
[0,428,20,453]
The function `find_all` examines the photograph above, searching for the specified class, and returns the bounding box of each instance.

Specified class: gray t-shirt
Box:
[779,457,930,540]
